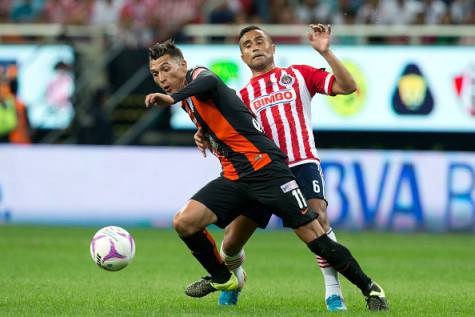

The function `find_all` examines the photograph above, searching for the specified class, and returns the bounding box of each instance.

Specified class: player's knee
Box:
[173,212,198,237]
[293,220,321,243]
[318,212,330,232]
[310,199,330,231]
[172,213,185,235]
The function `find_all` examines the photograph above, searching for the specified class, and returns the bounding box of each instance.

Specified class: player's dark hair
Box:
[239,25,264,41]
[149,39,184,60]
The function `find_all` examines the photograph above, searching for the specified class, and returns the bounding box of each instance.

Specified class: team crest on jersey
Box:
[251,89,296,113]
[279,74,294,86]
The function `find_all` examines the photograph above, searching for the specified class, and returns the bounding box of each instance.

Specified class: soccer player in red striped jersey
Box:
[195,25,368,311]
[147,39,388,312]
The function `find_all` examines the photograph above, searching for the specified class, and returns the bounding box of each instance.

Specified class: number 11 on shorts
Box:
[292,188,307,209]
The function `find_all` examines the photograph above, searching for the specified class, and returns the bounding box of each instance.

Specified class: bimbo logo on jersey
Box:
[251,89,296,113]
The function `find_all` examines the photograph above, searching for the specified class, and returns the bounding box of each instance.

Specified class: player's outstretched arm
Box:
[145,92,175,108]
[307,24,356,95]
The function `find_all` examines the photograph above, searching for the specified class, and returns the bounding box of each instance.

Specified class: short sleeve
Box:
[292,64,335,96]
[237,87,252,111]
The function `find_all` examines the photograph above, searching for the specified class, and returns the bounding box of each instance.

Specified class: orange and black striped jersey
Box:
[170,67,286,180]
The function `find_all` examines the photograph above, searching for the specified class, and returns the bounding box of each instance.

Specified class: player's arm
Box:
[194,127,211,158]
[307,24,356,95]
[145,92,174,108]
[171,68,218,102]
[145,68,218,108]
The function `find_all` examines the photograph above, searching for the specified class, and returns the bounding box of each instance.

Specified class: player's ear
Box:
[272,43,276,54]
[180,59,187,72]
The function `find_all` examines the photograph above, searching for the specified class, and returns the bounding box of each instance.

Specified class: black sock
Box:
[180,229,231,283]
[307,234,372,295]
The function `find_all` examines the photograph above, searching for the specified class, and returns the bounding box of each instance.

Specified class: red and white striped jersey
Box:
[238,65,335,167]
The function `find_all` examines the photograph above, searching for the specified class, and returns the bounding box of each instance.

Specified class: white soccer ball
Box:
[90,226,135,271]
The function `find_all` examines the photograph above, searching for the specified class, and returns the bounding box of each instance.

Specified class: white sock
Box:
[316,228,343,300]
[220,243,246,289]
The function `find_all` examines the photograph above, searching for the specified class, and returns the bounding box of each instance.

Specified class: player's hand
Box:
[194,128,210,157]
[307,24,331,54]
[145,93,175,108]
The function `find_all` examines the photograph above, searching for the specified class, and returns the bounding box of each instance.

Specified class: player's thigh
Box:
[223,215,259,255]
[248,161,318,229]
[174,199,218,235]
[191,176,247,229]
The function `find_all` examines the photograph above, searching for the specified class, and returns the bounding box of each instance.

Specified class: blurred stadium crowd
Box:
[0,0,474,147]
[0,0,474,46]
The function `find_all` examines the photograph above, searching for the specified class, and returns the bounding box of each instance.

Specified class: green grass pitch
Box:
[0,225,474,316]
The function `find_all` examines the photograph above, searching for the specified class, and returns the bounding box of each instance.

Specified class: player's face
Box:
[239,30,275,71]
[149,54,187,94]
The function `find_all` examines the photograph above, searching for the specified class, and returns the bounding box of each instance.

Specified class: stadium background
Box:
[0,0,474,316]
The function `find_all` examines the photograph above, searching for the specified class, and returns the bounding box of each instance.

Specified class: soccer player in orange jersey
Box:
[145,39,388,311]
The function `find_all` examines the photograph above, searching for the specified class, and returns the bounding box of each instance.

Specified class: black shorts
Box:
[191,160,318,229]
[290,162,328,205]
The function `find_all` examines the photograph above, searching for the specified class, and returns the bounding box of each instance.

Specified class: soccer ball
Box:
[90,226,135,271]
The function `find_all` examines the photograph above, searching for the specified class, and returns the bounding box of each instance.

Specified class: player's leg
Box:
[291,162,345,310]
[251,161,388,311]
[218,201,272,305]
[173,199,217,237]
[220,215,256,279]
[180,177,249,298]
[293,220,388,311]
[222,215,258,255]
[308,199,345,311]
[221,204,270,269]
[218,215,258,305]
[174,200,238,296]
